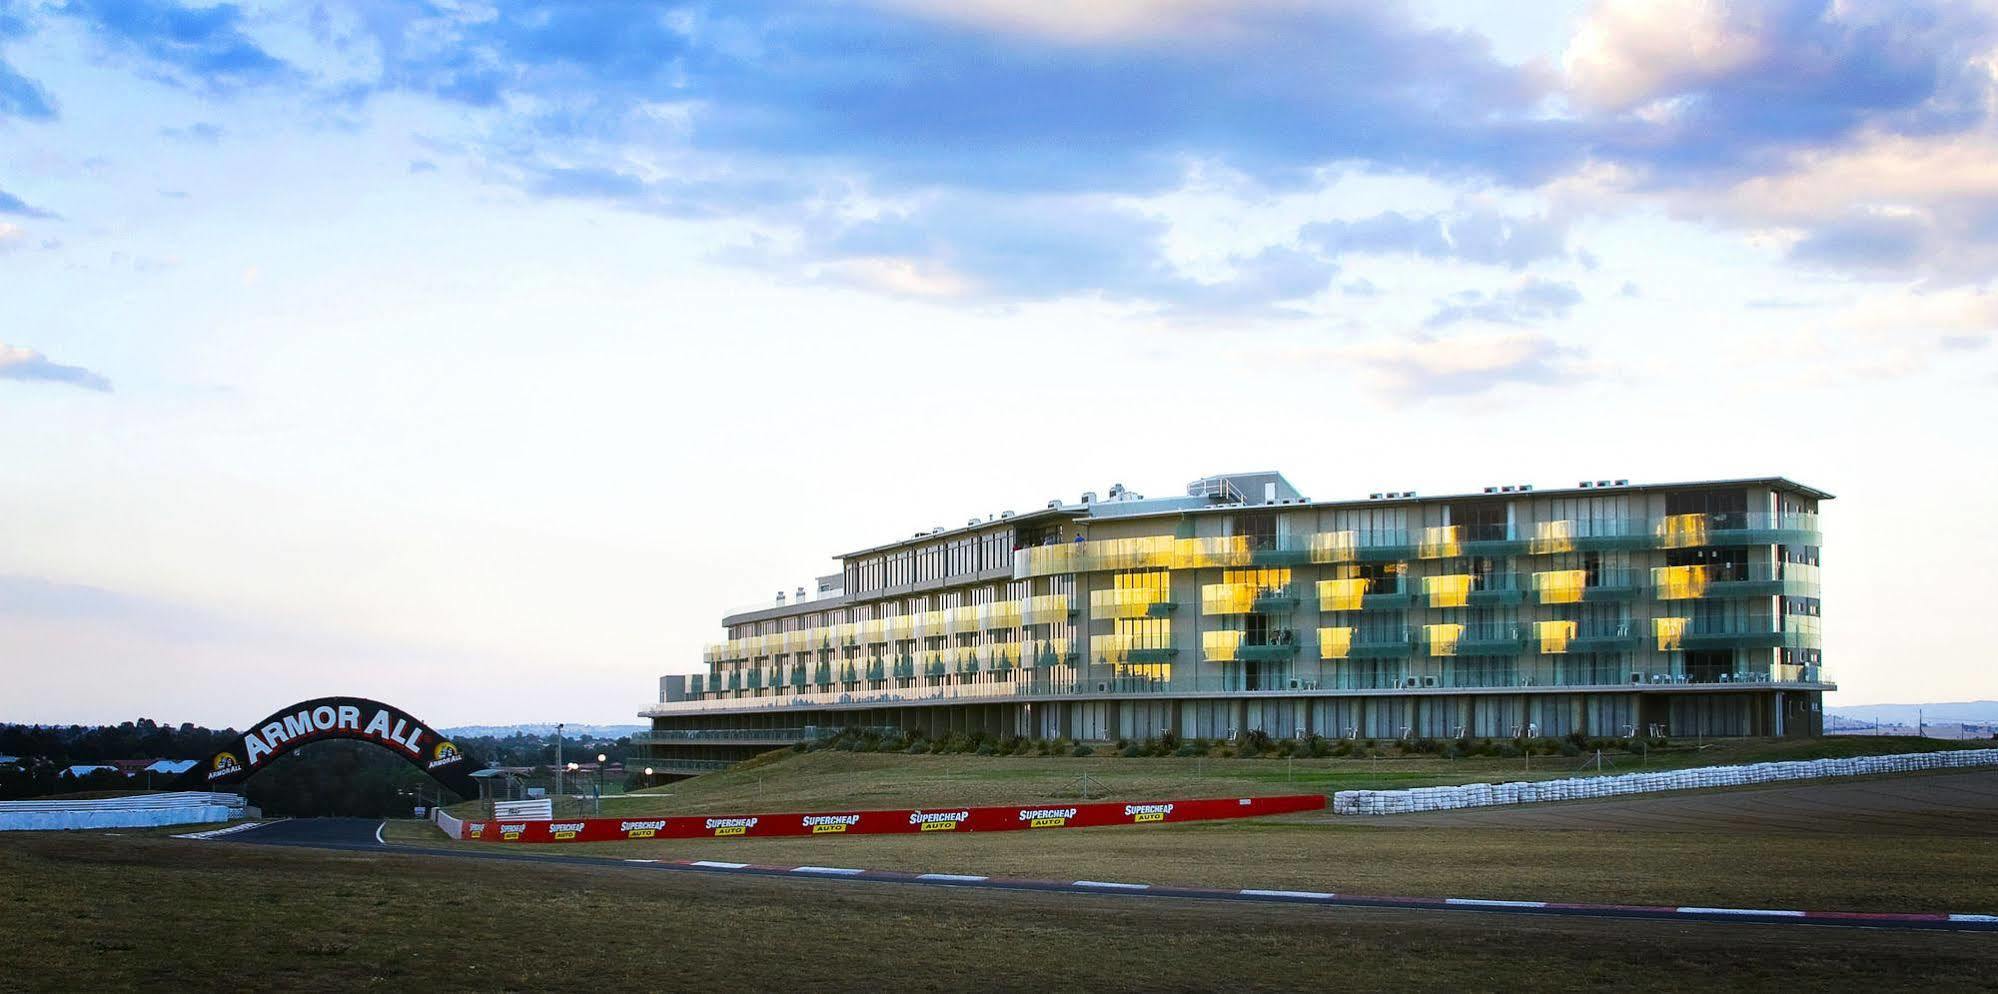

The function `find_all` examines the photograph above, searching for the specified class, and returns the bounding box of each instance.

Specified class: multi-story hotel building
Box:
[637,472,1830,774]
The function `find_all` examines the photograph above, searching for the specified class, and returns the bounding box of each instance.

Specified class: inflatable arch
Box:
[181,696,488,798]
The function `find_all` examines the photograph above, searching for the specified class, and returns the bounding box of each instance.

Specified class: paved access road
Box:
[230,817,387,848]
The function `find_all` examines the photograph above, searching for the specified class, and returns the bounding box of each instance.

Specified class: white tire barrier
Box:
[1332,749,1998,816]
[0,791,248,832]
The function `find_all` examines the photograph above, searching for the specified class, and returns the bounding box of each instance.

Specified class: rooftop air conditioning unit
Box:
[1001,510,1016,518]
[968,518,980,527]
[1404,676,1418,688]
[1081,491,1097,504]
[1422,676,1437,687]
[1483,486,1499,494]
[1047,499,1062,509]
[1597,480,1613,487]
[1520,484,1534,492]
[1614,479,1629,486]
[1579,481,1594,488]
[1369,493,1384,500]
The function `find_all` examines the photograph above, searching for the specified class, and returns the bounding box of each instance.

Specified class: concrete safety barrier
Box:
[439,794,1327,843]
[0,791,249,832]
[1332,748,1998,816]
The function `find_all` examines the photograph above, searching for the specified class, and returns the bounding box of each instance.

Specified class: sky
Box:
[2,0,1995,727]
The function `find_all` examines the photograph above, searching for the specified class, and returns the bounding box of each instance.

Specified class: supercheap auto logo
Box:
[1124,803,1173,823]
[550,822,585,840]
[622,820,666,839]
[910,810,968,831]
[803,814,860,834]
[206,752,243,780]
[427,740,464,770]
[1018,807,1077,828]
[706,817,758,837]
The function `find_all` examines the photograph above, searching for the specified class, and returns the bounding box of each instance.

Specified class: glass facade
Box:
[642,476,1832,762]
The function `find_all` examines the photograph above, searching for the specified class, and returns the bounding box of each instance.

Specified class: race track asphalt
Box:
[211,814,1998,933]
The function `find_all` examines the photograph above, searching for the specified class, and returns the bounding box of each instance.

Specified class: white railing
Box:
[1333,749,1998,816]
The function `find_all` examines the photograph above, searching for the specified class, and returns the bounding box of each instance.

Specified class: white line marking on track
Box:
[1445,898,1548,908]
[1676,907,1806,917]
[375,822,387,846]
[173,820,284,840]
[1074,880,1149,890]
[917,873,990,882]
[624,859,660,864]
[1949,914,1998,923]
[691,860,749,869]
[1241,889,1334,899]
[792,866,865,875]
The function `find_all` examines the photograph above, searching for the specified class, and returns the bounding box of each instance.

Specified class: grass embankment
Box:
[408,737,1998,915]
[4,830,1993,992]
[391,787,1998,915]
[459,735,1978,820]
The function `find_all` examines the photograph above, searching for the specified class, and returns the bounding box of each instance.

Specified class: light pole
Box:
[596,753,608,815]
[554,723,566,797]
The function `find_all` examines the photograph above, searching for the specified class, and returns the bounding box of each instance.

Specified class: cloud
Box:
[407,159,437,174]
[1552,2,1998,283]
[358,0,1570,195]
[0,187,54,219]
[1300,331,1581,397]
[0,57,55,120]
[0,9,55,120]
[159,121,224,143]
[63,0,290,92]
[1424,277,1583,328]
[762,192,1340,314]
[0,345,112,392]
[1301,207,1569,269]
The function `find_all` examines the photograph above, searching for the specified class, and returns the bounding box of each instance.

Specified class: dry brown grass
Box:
[3,829,1994,993]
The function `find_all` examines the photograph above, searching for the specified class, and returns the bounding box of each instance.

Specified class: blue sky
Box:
[2,0,1995,725]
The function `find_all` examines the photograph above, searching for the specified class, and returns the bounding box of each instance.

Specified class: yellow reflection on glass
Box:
[1419,525,1462,559]
[1424,574,1473,608]
[1425,623,1464,657]
[1653,616,1689,651]
[1532,569,1587,604]
[1317,577,1370,611]
[1530,519,1575,555]
[1652,565,1711,600]
[1318,626,1354,660]
[1536,619,1577,654]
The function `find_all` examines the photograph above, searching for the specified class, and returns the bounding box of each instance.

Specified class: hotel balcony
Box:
[1091,633,1177,665]
[1200,582,1299,615]
[1090,587,1178,619]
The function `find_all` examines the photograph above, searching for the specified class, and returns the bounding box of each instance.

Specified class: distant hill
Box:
[440,723,648,739]
[1827,701,1998,725]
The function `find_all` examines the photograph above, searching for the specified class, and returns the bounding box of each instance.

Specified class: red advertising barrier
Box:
[455,794,1325,843]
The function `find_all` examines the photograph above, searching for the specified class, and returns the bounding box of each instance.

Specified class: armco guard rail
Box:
[444,794,1325,843]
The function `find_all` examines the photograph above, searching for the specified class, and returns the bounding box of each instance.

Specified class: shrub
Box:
[1159,730,1180,753]
[1559,741,1582,757]
[975,743,998,756]
[1173,743,1203,758]
[1071,745,1094,757]
[1120,745,1144,758]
